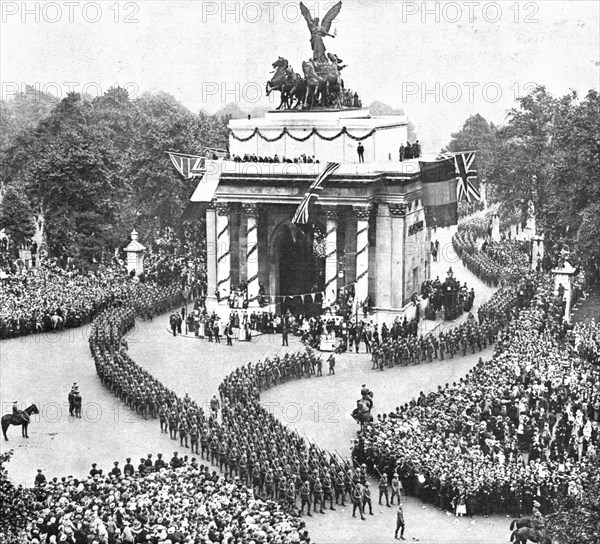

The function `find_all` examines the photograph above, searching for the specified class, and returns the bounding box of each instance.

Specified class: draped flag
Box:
[419,157,459,228]
[167,151,205,179]
[292,162,340,224]
[454,152,481,202]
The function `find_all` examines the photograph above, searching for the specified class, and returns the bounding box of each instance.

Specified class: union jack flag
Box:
[454,152,481,202]
[292,162,340,225]
[167,151,205,179]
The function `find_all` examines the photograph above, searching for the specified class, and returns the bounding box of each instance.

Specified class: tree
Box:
[482,86,600,275]
[0,186,36,252]
[444,113,498,185]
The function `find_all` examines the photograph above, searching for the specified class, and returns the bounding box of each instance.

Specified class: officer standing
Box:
[395,503,406,540]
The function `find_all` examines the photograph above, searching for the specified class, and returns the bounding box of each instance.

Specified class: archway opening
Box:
[278,223,325,315]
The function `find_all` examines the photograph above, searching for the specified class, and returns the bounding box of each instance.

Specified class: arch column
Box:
[354,204,372,306]
[243,203,261,306]
[323,206,339,308]
[205,200,218,302]
[216,203,231,302]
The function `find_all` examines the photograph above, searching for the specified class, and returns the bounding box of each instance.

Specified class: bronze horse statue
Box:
[301,60,326,109]
[2,404,39,440]
[266,57,296,110]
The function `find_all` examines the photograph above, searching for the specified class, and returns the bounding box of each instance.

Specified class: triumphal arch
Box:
[185,1,430,320]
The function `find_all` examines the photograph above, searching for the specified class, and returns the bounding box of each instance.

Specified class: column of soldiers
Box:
[89,301,397,523]
[371,277,526,371]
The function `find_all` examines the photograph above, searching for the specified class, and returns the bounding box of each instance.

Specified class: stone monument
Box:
[124,229,146,277]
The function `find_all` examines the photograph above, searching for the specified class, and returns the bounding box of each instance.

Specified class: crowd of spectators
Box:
[573,319,600,366]
[421,273,475,320]
[231,154,320,164]
[354,216,600,521]
[0,261,181,339]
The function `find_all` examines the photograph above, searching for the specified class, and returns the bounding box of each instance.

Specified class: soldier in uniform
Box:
[391,472,402,505]
[154,453,167,471]
[178,419,188,448]
[362,481,374,515]
[352,483,365,520]
[158,405,168,433]
[335,471,346,506]
[395,503,406,540]
[123,458,135,477]
[313,476,325,514]
[190,424,199,454]
[379,472,390,506]
[300,480,312,516]
[322,472,335,510]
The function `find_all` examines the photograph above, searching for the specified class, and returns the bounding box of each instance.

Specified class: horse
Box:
[510,527,551,544]
[510,518,542,531]
[2,404,39,440]
[266,57,296,110]
[301,60,326,108]
[319,53,345,108]
[352,399,373,432]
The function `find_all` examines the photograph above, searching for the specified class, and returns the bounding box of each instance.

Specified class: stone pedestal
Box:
[124,230,146,277]
[552,261,578,324]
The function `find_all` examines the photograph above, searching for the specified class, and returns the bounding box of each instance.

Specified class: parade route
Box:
[0,227,508,543]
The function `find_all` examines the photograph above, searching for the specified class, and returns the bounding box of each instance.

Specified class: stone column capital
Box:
[353,204,372,221]
[207,199,217,210]
[242,203,262,218]
[322,206,339,221]
[389,203,407,217]
[216,202,230,216]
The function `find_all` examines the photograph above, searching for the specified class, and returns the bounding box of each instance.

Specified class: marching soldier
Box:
[395,503,406,540]
[300,480,312,516]
[322,472,336,510]
[190,425,199,455]
[391,472,402,505]
[313,476,325,514]
[362,482,373,515]
[352,483,365,520]
[379,472,390,507]
[335,471,346,506]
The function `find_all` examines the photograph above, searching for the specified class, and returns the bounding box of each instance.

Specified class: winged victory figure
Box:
[300,1,342,65]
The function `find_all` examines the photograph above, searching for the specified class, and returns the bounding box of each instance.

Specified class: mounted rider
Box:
[12,401,30,423]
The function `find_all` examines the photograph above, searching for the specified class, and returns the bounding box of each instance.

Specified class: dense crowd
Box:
[0,262,182,339]
[231,154,320,164]
[421,274,475,320]
[573,319,600,366]
[355,218,600,519]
